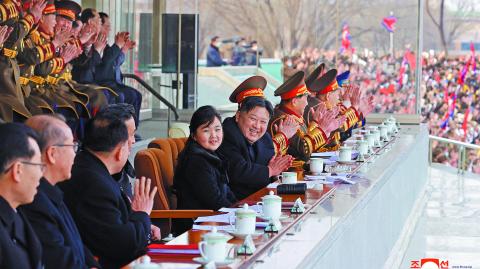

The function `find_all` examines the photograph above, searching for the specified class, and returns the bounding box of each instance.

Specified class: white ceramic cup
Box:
[234,206,256,235]
[357,140,369,155]
[371,130,381,145]
[310,158,324,174]
[365,133,375,149]
[338,146,352,162]
[279,171,297,184]
[257,191,282,220]
[379,125,388,140]
[199,241,233,262]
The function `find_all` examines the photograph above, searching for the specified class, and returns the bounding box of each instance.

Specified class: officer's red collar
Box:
[279,105,303,121]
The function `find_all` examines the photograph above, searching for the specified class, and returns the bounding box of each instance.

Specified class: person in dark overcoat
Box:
[173,106,237,234]
[59,105,159,269]
[0,123,44,269]
[218,76,297,200]
[20,115,100,269]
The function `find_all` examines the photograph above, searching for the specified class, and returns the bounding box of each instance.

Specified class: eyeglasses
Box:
[20,161,47,173]
[53,142,79,153]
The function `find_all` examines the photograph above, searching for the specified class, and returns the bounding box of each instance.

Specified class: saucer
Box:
[193,257,237,266]
[336,160,356,165]
[307,172,329,176]
[257,214,289,221]
[228,230,264,239]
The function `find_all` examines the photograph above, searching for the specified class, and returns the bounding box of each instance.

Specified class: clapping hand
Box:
[78,24,97,45]
[268,154,294,177]
[275,115,299,139]
[59,43,78,63]
[312,103,344,137]
[94,33,107,53]
[29,0,47,23]
[52,30,72,48]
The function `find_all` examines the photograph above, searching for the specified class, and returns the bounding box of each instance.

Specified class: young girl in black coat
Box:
[173,106,237,234]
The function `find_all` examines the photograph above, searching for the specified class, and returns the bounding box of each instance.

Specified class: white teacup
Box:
[371,130,381,146]
[364,133,375,149]
[279,171,297,184]
[338,146,352,162]
[234,204,256,235]
[310,158,324,174]
[257,191,282,220]
[357,140,369,155]
[379,124,388,140]
[199,228,233,262]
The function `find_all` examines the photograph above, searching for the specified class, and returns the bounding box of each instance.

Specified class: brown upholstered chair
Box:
[135,146,216,236]
[148,137,188,168]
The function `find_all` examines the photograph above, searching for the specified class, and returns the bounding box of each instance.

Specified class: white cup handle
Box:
[256,202,263,206]
[198,241,208,260]
[227,244,236,259]
[278,175,283,183]
[229,215,236,230]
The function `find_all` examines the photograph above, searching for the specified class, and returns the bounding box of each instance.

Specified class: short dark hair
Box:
[188,105,221,136]
[80,8,97,24]
[97,103,135,122]
[99,12,109,24]
[82,104,133,152]
[238,97,273,118]
[177,106,222,169]
[0,123,39,174]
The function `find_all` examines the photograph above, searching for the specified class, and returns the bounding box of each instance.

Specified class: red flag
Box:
[463,107,470,140]
[381,16,397,33]
[405,50,416,70]
[341,24,352,54]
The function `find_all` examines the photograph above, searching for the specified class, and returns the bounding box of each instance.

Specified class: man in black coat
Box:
[218,76,297,200]
[60,105,159,269]
[0,123,44,269]
[20,115,100,269]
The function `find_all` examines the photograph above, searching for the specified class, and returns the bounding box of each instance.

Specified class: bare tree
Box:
[426,0,476,56]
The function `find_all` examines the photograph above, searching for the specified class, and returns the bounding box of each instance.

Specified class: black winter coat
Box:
[218,117,275,200]
[173,141,237,234]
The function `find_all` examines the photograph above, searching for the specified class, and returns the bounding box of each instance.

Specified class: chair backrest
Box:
[134,148,173,210]
[149,137,188,169]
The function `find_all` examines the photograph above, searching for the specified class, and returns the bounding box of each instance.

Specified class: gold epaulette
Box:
[46,75,59,85]
[30,76,46,85]
[19,76,30,86]
[3,48,17,58]
[62,72,72,81]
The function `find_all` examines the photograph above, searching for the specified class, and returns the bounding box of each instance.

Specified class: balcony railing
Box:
[429,135,480,175]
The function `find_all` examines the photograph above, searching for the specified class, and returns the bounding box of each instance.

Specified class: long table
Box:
[133,124,429,268]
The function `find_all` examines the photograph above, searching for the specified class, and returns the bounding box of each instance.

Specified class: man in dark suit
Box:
[206,36,227,67]
[218,76,297,199]
[0,123,44,269]
[94,12,142,127]
[60,105,159,269]
[21,115,100,269]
